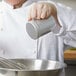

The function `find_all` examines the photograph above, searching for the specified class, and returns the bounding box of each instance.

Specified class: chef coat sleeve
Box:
[38,1,76,41]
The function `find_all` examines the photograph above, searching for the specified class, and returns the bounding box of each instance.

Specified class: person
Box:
[0,0,76,76]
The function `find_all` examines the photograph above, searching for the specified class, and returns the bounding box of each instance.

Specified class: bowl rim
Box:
[0,59,67,72]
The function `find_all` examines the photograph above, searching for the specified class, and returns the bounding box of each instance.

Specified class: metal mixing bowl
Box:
[0,59,66,76]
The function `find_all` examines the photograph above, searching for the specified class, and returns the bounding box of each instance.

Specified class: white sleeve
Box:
[55,3,76,36]
[38,1,76,39]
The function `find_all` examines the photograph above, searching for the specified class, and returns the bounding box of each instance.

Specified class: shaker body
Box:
[26,16,56,39]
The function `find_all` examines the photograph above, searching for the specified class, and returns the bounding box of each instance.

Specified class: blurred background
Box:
[53,0,76,10]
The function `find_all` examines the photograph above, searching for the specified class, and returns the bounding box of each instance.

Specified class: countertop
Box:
[64,48,76,60]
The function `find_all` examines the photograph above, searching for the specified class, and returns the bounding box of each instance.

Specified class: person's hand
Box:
[28,2,61,27]
[28,2,57,20]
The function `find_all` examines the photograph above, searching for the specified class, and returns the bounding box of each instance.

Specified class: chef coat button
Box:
[65,40,69,43]
[71,39,73,41]
[34,50,36,54]
[1,28,3,31]
[0,11,3,14]
[0,48,4,54]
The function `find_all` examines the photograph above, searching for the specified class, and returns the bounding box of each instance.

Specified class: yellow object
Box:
[69,48,76,50]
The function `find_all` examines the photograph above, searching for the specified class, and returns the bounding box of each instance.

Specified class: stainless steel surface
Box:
[26,17,55,39]
[0,59,66,76]
[0,57,26,70]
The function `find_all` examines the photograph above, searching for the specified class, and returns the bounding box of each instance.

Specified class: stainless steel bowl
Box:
[0,59,66,76]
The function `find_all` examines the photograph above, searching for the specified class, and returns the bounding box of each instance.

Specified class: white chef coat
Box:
[0,1,38,59]
[0,0,76,62]
[36,1,76,61]
[0,0,76,76]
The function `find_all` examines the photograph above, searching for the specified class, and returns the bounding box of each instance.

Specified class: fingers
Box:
[28,3,52,21]
[28,3,37,21]
[46,6,52,19]
[31,3,37,19]
[41,4,47,19]
[36,3,43,19]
